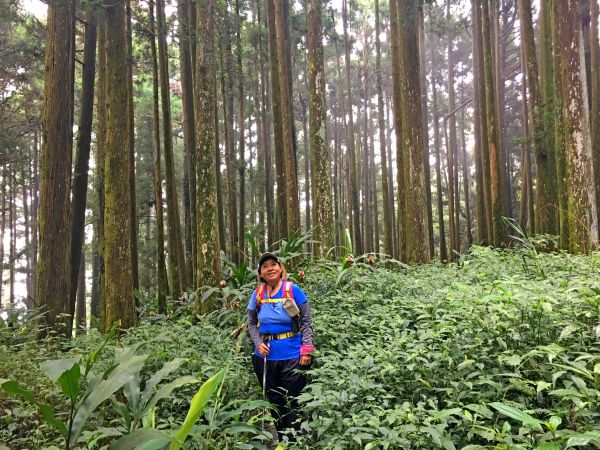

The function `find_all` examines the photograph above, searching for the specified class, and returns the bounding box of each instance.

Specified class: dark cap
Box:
[257,252,280,271]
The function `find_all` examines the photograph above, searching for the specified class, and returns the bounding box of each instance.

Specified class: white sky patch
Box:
[22,0,46,19]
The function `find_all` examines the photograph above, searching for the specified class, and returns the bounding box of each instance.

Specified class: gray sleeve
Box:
[247,309,262,349]
[299,302,314,346]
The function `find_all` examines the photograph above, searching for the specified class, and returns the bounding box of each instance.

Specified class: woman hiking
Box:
[247,252,315,441]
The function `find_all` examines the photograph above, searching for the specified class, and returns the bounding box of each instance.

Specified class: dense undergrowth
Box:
[1,245,600,449]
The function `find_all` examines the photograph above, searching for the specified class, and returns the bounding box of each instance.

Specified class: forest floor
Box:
[1,245,600,449]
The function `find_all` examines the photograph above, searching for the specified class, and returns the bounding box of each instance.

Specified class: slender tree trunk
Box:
[389,0,404,259]
[361,67,372,252]
[149,0,168,312]
[446,0,458,259]
[460,80,473,246]
[215,84,227,253]
[341,0,362,255]
[69,9,96,336]
[419,2,434,257]
[482,0,506,246]
[157,0,188,291]
[104,0,135,330]
[0,174,5,306]
[430,32,448,262]
[9,172,15,307]
[375,0,392,257]
[519,37,534,232]
[194,0,221,309]
[236,0,247,257]
[300,95,311,232]
[307,0,334,256]
[37,0,75,334]
[274,0,300,236]
[22,164,31,302]
[178,0,197,283]
[590,0,600,241]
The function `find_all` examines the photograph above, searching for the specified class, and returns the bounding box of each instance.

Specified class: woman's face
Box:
[260,259,283,285]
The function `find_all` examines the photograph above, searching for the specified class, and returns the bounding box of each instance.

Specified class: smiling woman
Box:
[247,252,315,444]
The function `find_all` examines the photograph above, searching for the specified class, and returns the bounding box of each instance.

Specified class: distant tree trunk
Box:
[0,175,5,306]
[215,88,227,253]
[265,0,286,242]
[430,32,448,262]
[22,164,32,302]
[103,0,135,330]
[93,15,107,325]
[178,0,197,283]
[157,0,188,292]
[9,172,15,306]
[195,0,221,308]
[519,37,534,233]
[591,0,600,241]
[126,1,138,292]
[460,81,473,246]
[419,2,434,257]
[559,0,593,253]
[274,0,301,236]
[540,0,554,233]
[361,68,372,252]
[37,0,75,335]
[257,0,274,247]
[149,0,168,313]
[552,0,568,248]
[342,0,362,255]
[473,0,492,243]
[446,0,458,259]
[300,95,311,232]
[236,0,246,257]
[75,253,86,334]
[389,0,404,259]
[398,0,430,263]
[69,9,96,336]
[307,0,334,256]
[482,0,506,246]
[519,0,558,234]
[375,0,393,257]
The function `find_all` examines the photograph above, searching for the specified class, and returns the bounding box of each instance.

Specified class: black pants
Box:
[252,354,308,438]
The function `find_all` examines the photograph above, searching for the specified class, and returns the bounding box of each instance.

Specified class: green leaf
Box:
[141,376,200,417]
[535,445,560,450]
[431,408,462,421]
[58,362,81,402]
[69,354,148,447]
[489,402,542,431]
[1,380,68,438]
[169,368,226,450]
[108,429,171,450]
[40,358,80,382]
[140,358,187,408]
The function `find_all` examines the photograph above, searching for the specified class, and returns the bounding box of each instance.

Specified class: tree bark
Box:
[236,0,247,257]
[103,0,135,330]
[75,253,86,334]
[37,0,75,335]
[590,0,600,242]
[446,0,458,259]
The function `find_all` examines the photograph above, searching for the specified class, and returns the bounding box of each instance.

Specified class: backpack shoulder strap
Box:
[255,284,266,311]
[285,281,294,299]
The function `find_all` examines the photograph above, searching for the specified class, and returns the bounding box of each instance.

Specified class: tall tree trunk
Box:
[195,0,221,309]
[590,0,600,241]
[93,15,106,326]
[0,173,5,306]
[482,0,506,246]
[215,85,227,253]
[430,31,448,262]
[69,9,96,336]
[519,37,534,233]
[178,0,197,283]
[157,0,188,291]
[104,0,135,330]
[307,0,334,256]
[37,0,75,335]
[9,172,15,307]
[519,0,558,234]
[126,1,138,292]
[398,0,430,263]
[22,164,31,302]
[446,0,458,259]
[419,2,434,257]
[375,0,393,257]
[274,0,300,236]
[265,0,286,242]
[460,80,473,246]
[361,68,372,252]
[236,0,246,257]
[389,0,405,260]
[300,95,311,232]
[559,0,593,253]
[149,0,168,313]
[342,0,362,255]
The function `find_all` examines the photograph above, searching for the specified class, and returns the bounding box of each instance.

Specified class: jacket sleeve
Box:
[247,308,262,349]
[298,302,315,353]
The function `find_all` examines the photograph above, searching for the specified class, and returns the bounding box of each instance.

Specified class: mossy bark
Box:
[194,0,221,313]
[590,0,600,242]
[103,0,135,330]
[307,0,334,257]
[37,0,75,336]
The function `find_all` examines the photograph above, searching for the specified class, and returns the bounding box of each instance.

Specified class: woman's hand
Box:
[299,354,312,366]
[258,343,270,356]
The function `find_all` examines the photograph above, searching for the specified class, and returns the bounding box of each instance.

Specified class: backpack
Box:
[255,281,302,332]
